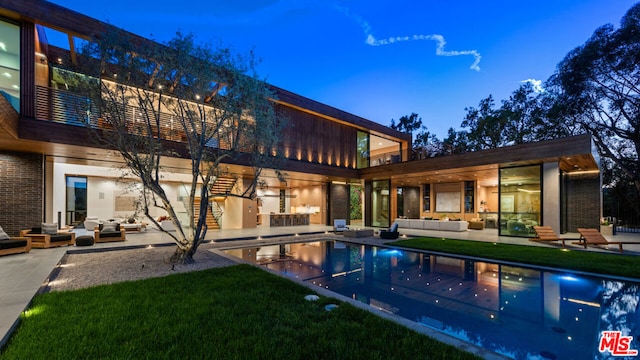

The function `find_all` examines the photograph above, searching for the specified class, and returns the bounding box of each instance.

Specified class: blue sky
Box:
[50,0,638,138]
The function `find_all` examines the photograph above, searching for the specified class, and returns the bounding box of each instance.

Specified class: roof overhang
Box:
[359,134,599,186]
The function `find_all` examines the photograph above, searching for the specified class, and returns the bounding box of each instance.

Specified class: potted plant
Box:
[600,218,613,236]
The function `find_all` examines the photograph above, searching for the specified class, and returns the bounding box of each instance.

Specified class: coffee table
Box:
[342,229,374,238]
[121,222,147,232]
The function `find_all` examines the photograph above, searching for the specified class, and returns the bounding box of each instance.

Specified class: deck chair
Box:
[530,226,565,247]
[333,219,349,233]
[574,228,633,253]
[379,221,399,239]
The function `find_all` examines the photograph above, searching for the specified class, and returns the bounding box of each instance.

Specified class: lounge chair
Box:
[530,226,566,247]
[379,222,399,239]
[573,228,638,253]
[333,219,349,233]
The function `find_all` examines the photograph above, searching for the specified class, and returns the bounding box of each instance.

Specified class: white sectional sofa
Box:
[395,218,468,232]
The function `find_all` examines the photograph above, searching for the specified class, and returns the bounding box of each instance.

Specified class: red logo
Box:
[599,331,638,357]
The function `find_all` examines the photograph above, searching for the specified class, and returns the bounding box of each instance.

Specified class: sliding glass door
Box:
[499,165,541,237]
[66,175,87,226]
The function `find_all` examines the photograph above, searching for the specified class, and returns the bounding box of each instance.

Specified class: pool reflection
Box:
[224,241,639,360]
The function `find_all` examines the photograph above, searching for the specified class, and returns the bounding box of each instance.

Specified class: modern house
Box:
[0,0,601,239]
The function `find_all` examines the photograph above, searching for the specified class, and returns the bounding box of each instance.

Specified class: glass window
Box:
[423,184,431,212]
[499,165,541,237]
[371,180,390,228]
[356,131,369,169]
[66,176,87,226]
[370,134,401,166]
[396,188,404,218]
[0,19,20,112]
[464,181,474,213]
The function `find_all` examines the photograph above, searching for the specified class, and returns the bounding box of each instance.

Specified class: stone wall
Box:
[565,172,600,232]
[0,151,44,236]
[400,186,420,219]
[329,183,349,225]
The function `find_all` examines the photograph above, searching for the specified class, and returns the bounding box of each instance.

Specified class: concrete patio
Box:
[1,224,639,349]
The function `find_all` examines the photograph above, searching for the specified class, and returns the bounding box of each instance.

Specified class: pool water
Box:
[223,240,640,360]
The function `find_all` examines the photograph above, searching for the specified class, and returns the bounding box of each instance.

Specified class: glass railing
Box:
[34,85,408,169]
[370,150,403,167]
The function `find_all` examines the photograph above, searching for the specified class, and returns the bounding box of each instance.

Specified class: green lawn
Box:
[1,264,480,360]
[389,237,640,279]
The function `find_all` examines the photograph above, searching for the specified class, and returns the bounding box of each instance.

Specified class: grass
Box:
[389,237,640,279]
[1,264,480,360]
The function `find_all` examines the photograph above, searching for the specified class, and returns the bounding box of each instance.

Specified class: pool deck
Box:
[2,224,639,353]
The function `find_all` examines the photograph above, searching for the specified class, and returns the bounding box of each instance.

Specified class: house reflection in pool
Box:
[224,240,639,360]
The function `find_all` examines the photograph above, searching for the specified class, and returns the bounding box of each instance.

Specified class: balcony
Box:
[35,85,229,146]
[33,85,363,169]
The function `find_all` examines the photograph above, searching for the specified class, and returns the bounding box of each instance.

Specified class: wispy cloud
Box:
[197,1,483,71]
[521,79,544,93]
[334,4,481,71]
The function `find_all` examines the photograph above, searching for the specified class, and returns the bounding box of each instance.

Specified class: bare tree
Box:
[67,31,283,263]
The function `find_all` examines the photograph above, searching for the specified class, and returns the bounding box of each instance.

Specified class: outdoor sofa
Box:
[0,226,32,256]
[394,218,468,232]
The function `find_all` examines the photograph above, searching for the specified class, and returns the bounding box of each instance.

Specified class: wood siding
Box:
[20,21,36,119]
[360,134,598,180]
[276,104,358,168]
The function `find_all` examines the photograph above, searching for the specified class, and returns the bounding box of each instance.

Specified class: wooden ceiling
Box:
[361,135,599,187]
[2,116,598,190]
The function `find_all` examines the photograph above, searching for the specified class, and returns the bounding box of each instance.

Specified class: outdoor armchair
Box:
[20,223,75,248]
[95,222,126,243]
[379,222,399,239]
[333,219,349,233]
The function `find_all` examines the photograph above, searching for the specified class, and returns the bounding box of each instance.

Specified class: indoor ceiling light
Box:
[517,188,540,193]
[568,170,600,175]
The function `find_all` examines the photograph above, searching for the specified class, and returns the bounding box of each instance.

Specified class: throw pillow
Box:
[0,225,9,240]
[42,223,58,235]
[101,222,117,232]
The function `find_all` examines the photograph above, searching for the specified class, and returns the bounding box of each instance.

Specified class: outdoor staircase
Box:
[192,176,238,230]
[209,176,238,197]
[193,197,219,230]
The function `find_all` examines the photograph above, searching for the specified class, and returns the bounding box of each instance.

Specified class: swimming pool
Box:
[223,240,640,359]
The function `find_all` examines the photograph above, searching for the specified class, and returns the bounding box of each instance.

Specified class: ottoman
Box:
[75,235,94,246]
